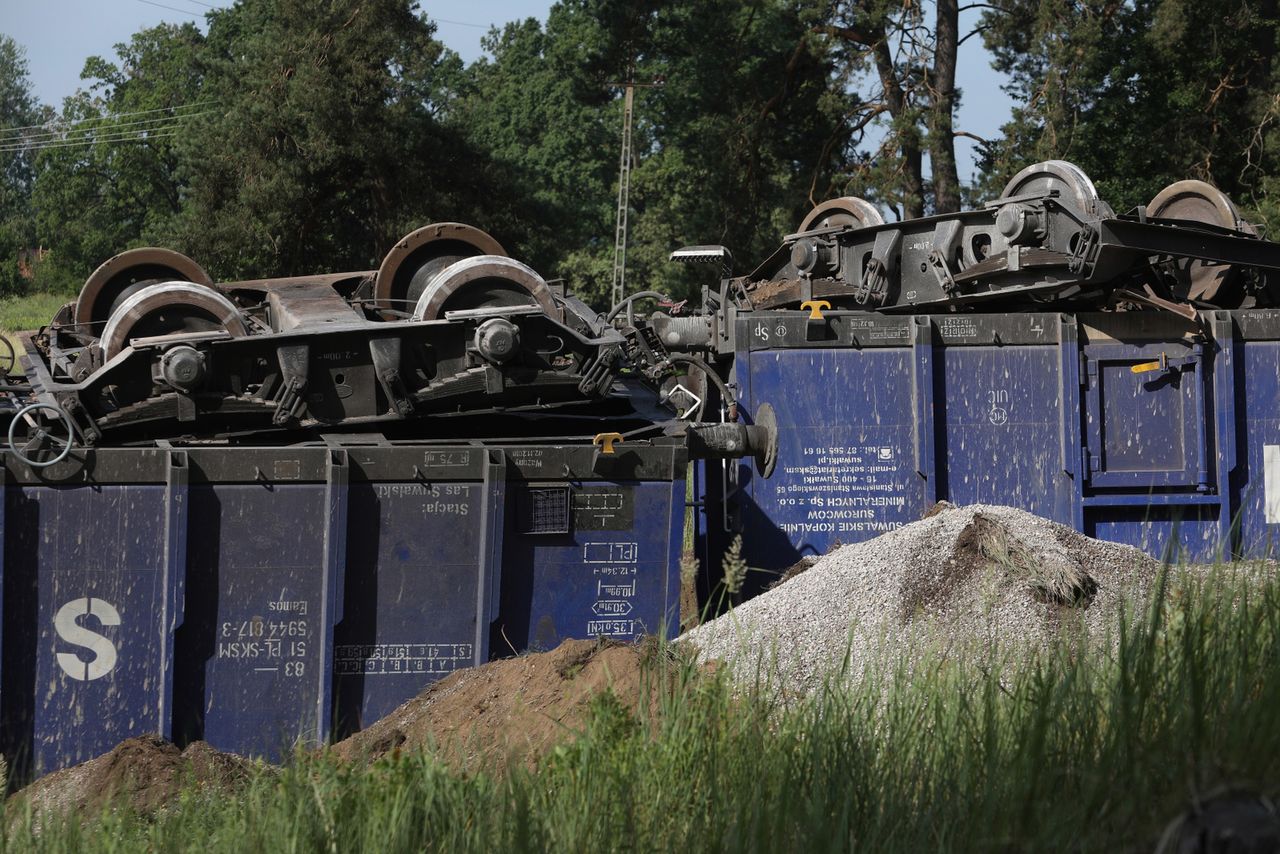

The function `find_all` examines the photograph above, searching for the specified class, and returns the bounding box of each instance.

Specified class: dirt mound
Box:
[682,503,1161,694]
[11,736,254,819]
[334,637,661,770]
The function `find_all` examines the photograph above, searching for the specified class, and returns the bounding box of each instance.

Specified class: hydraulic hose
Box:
[667,354,737,420]
[606,291,668,327]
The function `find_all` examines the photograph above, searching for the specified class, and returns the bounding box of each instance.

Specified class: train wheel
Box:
[76,247,213,333]
[797,196,884,232]
[1148,179,1257,305]
[410,255,558,322]
[100,281,248,362]
[374,223,507,315]
[1000,160,1114,217]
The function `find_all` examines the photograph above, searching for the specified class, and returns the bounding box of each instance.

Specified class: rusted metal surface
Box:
[373,222,507,312]
[75,247,214,330]
[11,158,1270,472]
[0,223,775,473]
[703,161,1280,329]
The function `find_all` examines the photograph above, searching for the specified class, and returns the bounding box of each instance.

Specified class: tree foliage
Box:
[819,0,967,218]
[457,0,854,304]
[624,0,852,298]
[6,0,1280,304]
[30,23,205,288]
[980,0,1280,221]
[0,36,47,296]
[454,8,618,296]
[164,0,473,279]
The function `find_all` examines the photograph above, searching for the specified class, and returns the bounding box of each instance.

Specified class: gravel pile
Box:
[680,503,1161,694]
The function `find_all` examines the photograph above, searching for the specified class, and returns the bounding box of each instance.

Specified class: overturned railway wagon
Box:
[699,307,1280,574]
[0,222,772,782]
[670,163,1280,584]
[6,159,1280,778]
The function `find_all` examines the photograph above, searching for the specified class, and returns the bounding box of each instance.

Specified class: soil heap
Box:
[12,736,254,819]
[333,637,659,769]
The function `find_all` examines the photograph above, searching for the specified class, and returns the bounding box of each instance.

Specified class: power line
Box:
[134,0,203,18]
[5,111,213,145]
[0,128,182,153]
[0,101,213,138]
[0,130,182,155]
[0,133,182,156]
[0,132,181,155]
[15,114,188,143]
[0,126,182,151]
[431,16,489,29]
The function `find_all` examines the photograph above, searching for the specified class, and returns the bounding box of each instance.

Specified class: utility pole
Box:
[605,73,663,310]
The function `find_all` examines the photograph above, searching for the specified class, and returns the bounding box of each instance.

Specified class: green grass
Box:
[7,566,1280,852]
[0,292,71,356]
[0,293,69,335]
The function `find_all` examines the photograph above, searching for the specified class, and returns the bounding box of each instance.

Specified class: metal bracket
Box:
[857,229,902,306]
[60,395,101,445]
[927,220,963,296]
[1068,223,1100,274]
[368,336,413,417]
[800,300,833,342]
[577,345,620,396]
[271,343,309,425]
[800,300,830,320]
[591,431,625,474]
[593,432,624,454]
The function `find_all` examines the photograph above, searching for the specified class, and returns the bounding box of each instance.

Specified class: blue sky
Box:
[1,0,1014,182]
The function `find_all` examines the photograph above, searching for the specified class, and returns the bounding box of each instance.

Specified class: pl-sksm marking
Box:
[583,542,639,564]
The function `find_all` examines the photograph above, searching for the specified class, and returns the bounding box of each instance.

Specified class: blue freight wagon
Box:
[696,308,1280,580]
[0,438,686,780]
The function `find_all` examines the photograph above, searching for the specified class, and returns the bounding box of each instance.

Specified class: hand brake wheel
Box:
[8,402,75,468]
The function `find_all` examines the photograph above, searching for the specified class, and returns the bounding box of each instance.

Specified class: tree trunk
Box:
[869,34,924,218]
[929,0,960,213]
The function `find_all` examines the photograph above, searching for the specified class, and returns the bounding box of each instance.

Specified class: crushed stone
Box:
[680,503,1162,694]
